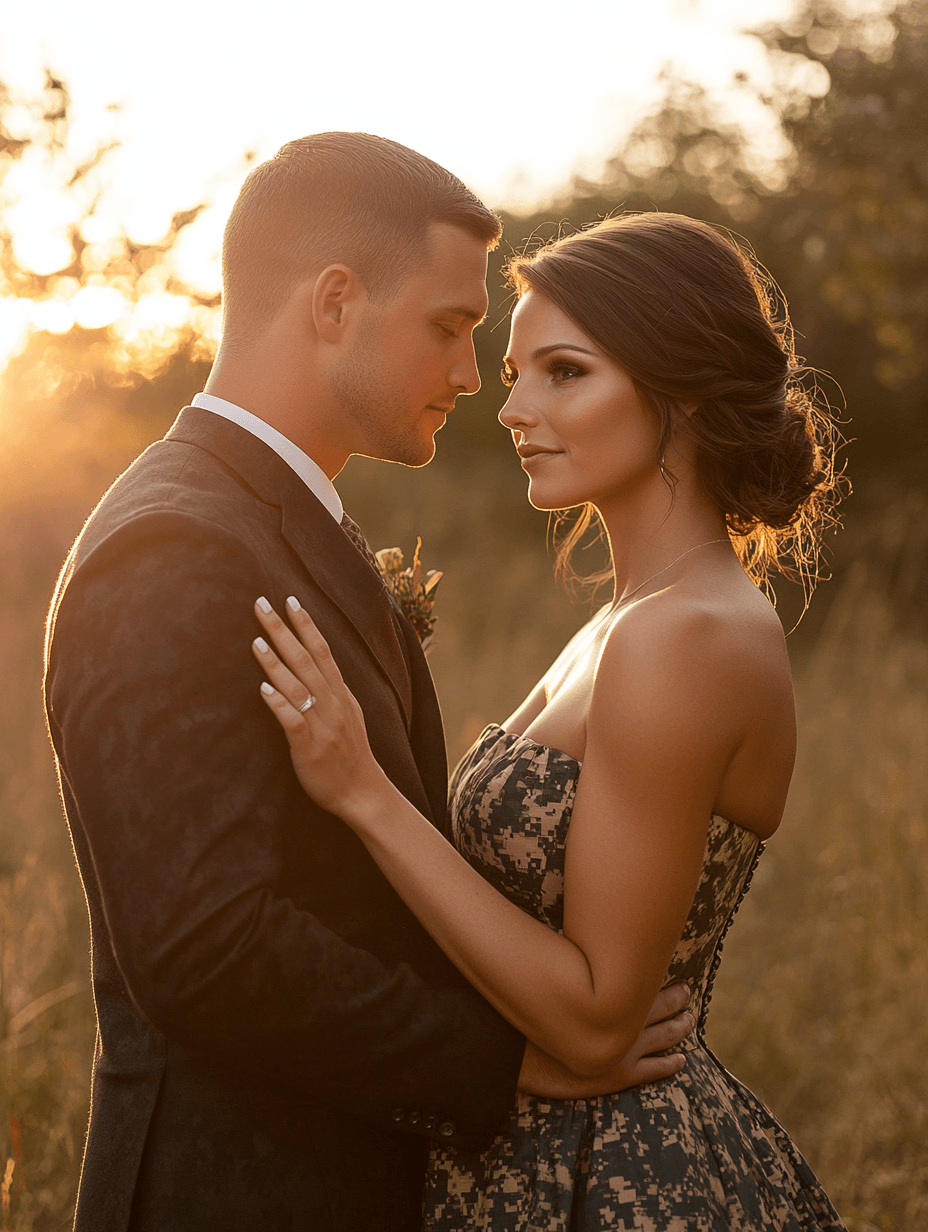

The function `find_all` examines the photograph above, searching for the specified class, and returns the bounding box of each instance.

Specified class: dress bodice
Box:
[429,726,845,1231]
[449,724,764,1035]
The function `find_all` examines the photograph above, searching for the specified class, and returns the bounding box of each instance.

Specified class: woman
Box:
[251,214,846,1229]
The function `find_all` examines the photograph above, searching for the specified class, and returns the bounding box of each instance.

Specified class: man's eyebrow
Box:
[443,305,487,325]
[502,343,597,366]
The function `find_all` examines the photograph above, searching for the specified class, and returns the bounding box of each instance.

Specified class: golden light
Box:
[71,285,126,330]
[30,298,74,334]
[11,229,74,278]
[132,292,192,331]
[0,298,32,366]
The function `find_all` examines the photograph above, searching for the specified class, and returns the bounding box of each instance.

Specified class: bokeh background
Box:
[1,0,926,1227]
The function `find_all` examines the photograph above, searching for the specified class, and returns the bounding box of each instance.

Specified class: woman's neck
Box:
[597,476,731,606]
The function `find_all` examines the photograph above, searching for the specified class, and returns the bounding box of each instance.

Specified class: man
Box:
[44,133,692,1231]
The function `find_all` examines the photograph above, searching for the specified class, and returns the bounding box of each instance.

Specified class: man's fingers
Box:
[645,982,691,1027]
[628,1052,687,1086]
[638,1009,696,1057]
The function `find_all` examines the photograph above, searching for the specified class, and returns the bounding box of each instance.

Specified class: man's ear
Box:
[311,265,366,343]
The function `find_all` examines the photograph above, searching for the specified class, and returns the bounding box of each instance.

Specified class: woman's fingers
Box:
[282,597,347,692]
[254,598,325,696]
[254,596,346,696]
[259,679,311,735]
[252,615,325,714]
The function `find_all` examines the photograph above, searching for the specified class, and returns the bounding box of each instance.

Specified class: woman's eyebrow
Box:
[531,343,597,359]
[502,343,597,367]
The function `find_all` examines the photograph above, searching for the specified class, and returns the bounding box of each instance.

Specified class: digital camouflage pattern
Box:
[425,724,845,1231]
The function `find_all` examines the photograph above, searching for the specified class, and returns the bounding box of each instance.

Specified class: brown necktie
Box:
[341,512,412,669]
[340,512,384,580]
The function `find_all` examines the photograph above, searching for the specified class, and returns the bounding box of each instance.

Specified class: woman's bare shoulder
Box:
[592,577,789,721]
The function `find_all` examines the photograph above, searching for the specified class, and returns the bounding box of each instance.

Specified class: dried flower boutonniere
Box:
[375,539,443,649]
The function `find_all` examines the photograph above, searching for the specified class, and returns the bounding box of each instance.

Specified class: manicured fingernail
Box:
[260,681,275,695]
[254,637,269,653]
[286,596,301,611]
[256,596,272,613]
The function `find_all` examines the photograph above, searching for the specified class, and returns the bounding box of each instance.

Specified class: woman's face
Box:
[498,290,662,513]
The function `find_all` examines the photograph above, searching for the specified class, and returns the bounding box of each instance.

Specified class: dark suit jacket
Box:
[44,407,524,1231]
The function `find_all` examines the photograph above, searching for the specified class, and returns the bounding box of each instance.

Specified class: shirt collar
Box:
[191,392,343,523]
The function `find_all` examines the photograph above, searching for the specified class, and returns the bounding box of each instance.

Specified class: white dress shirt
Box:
[192,392,343,523]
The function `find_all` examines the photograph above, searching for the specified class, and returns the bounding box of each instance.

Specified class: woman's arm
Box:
[253,595,741,1078]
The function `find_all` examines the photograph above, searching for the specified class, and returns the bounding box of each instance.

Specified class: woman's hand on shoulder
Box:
[251,596,391,823]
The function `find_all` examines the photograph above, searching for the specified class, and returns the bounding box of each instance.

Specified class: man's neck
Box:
[205,349,350,479]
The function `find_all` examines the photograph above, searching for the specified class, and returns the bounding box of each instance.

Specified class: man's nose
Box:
[451,340,481,396]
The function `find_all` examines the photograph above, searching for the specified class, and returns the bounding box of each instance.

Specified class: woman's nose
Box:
[498,388,537,431]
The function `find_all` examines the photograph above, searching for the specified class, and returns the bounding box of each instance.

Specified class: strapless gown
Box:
[424,725,845,1231]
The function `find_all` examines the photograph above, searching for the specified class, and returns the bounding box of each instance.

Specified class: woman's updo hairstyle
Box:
[507,212,845,599]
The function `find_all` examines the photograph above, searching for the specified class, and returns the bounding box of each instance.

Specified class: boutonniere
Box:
[375,539,443,649]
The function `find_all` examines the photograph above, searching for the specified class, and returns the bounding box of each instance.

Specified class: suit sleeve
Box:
[45,509,524,1146]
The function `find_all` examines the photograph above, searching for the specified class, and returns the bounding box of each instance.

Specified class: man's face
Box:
[329,222,489,466]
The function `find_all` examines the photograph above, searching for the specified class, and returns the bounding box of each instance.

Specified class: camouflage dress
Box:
[424,724,845,1231]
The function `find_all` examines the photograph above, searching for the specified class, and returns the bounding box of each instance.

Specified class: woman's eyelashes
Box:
[547,358,586,383]
[500,357,587,388]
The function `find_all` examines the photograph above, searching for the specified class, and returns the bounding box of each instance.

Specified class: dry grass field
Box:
[1,448,925,1230]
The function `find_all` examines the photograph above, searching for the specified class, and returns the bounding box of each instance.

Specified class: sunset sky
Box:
[2,0,892,365]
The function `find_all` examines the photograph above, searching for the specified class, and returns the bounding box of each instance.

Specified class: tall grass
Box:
[1,448,925,1230]
[706,494,928,1231]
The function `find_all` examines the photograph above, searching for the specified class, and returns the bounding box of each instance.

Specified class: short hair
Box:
[221,132,501,344]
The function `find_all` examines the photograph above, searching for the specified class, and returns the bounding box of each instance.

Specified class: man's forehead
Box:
[418,223,489,301]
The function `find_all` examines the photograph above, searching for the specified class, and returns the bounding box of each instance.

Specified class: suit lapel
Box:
[278,503,414,728]
[165,407,413,728]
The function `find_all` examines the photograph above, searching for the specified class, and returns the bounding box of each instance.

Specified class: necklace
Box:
[614,539,730,610]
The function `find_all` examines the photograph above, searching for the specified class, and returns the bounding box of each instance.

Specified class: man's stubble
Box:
[327,316,435,469]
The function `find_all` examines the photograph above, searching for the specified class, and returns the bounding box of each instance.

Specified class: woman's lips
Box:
[517,446,561,465]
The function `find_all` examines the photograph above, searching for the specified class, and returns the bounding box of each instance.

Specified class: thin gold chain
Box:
[614,538,730,609]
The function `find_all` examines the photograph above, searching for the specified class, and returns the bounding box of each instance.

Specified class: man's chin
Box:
[363,435,437,469]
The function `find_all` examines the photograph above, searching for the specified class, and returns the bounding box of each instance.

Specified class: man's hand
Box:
[517,983,694,1099]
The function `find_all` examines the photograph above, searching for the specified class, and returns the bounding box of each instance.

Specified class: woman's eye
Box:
[437,323,456,339]
[549,361,584,383]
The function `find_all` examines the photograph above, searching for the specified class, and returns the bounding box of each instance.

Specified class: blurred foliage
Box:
[453,0,928,497]
[2,4,928,1228]
[0,72,218,309]
[0,70,217,506]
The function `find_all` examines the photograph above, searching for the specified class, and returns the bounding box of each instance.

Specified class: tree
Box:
[456,1,928,492]
[0,73,229,513]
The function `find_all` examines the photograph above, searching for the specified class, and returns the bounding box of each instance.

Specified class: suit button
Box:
[438,1121,455,1137]
[423,1115,438,1132]
[408,1110,422,1125]
[391,1108,405,1122]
